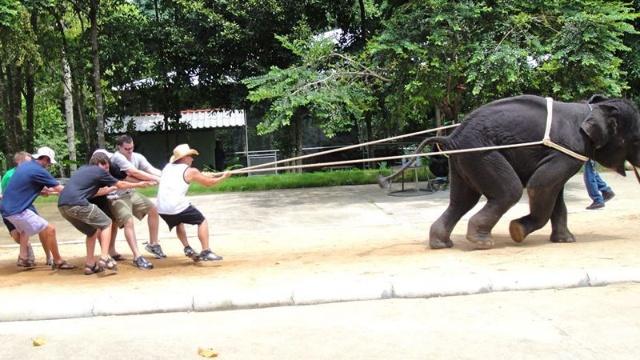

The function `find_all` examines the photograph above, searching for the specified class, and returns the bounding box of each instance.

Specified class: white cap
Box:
[33,146,57,164]
[92,149,113,159]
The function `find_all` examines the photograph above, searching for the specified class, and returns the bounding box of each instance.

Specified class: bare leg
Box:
[147,206,160,245]
[98,226,113,259]
[37,231,52,264]
[176,224,190,248]
[18,232,30,260]
[108,222,119,256]
[122,218,142,258]
[197,219,210,250]
[85,230,99,265]
[40,224,66,263]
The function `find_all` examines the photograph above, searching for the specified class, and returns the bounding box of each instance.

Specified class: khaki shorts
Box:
[59,204,112,236]
[108,191,154,227]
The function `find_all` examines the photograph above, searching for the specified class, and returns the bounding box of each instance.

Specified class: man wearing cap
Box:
[156,144,230,261]
[0,147,75,270]
[58,151,155,275]
[1,151,53,266]
[109,135,165,260]
[90,148,155,270]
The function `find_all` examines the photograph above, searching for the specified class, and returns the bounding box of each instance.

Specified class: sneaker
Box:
[586,201,605,210]
[198,249,223,261]
[144,243,167,259]
[133,256,154,270]
[183,246,198,259]
[603,190,615,202]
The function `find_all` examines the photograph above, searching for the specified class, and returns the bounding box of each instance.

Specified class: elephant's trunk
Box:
[377,136,448,189]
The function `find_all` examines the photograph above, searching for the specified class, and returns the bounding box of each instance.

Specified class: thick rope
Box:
[228,98,588,175]
[230,141,546,174]
[237,123,461,173]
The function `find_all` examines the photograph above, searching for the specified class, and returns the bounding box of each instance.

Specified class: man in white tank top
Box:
[156,144,230,261]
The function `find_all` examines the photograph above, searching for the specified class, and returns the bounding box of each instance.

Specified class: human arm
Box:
[185,168,231,187]
[124,167,160,182]
[40,184,64,196]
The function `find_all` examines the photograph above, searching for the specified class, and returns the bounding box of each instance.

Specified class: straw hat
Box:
[33,146,57,164]
[170,144,199,163]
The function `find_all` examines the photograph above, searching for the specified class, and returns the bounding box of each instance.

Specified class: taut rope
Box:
[228,98,588,175]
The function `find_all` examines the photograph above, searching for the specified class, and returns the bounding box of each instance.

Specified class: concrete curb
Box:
[2,267,639,322]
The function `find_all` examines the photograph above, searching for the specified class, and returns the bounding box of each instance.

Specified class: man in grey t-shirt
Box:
[107,135,166,266]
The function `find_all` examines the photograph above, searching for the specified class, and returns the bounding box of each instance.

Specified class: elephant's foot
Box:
[466,232,494,250]
[550,231,576,243]
[429,237,454,249]
[509,220,528,243]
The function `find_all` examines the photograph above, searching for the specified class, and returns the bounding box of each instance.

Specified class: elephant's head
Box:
[580,97,640,180]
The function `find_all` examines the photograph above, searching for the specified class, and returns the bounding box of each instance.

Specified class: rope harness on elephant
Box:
[541,97,589,162]
[227,98,588,175]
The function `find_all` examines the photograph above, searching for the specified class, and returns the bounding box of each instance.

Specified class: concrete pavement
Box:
[0,171,639,321]
[2,284,640,360]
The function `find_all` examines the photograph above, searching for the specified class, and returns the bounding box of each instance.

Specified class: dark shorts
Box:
[159,205,205,230]
[3,216,15,232]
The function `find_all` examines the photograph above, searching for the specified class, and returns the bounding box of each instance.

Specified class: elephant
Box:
[379,94,640,249]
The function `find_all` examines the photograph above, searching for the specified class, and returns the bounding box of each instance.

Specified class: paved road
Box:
[1,283,639,360]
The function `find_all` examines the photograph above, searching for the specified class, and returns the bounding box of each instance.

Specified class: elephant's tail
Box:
[377,136,449,189]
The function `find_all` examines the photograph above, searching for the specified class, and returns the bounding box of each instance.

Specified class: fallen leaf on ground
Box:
[198,347,218,358]
[32,338,46,346]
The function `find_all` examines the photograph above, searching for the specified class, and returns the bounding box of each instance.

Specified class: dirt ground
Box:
[0,171,638,295]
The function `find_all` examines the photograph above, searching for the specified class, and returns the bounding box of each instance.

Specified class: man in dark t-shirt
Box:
[58,152,154,275]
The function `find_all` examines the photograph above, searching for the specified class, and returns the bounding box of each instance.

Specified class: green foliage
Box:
[0,0,19,27]
[244,35,379,138]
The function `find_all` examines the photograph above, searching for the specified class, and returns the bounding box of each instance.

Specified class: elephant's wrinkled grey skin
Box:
[420,95,640,250]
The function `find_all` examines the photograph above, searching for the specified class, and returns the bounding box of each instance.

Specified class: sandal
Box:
[52,260,77,270]
[17,257,36,268]
[110,253,125,261]
[98,256,118,272]
[84,263,104,275]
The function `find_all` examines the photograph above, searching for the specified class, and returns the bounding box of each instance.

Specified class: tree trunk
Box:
[435,107,442,136]
[358,0,367,41]
[24,10,39,152]
[294,109,305,173]
[4,65,25,155]
[62,52,77,171]
[90,0,106,148]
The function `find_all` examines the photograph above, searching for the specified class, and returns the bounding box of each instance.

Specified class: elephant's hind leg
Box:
[429,167,481,249]
[464,153,523,249]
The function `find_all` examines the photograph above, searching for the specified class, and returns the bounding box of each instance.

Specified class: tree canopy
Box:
[1,0,639,170]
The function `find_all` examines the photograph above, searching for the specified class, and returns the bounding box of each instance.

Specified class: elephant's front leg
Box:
[509,161,578,243]
[549,189,575,243]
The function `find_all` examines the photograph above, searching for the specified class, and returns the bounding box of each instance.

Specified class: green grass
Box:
[33,167,439,205]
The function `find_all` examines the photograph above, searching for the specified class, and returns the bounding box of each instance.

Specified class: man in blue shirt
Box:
[1,147,74,270]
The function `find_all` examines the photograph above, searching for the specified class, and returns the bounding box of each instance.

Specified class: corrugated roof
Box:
[107,109,245,133]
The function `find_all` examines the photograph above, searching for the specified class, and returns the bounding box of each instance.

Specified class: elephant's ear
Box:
[580,104,618,149]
